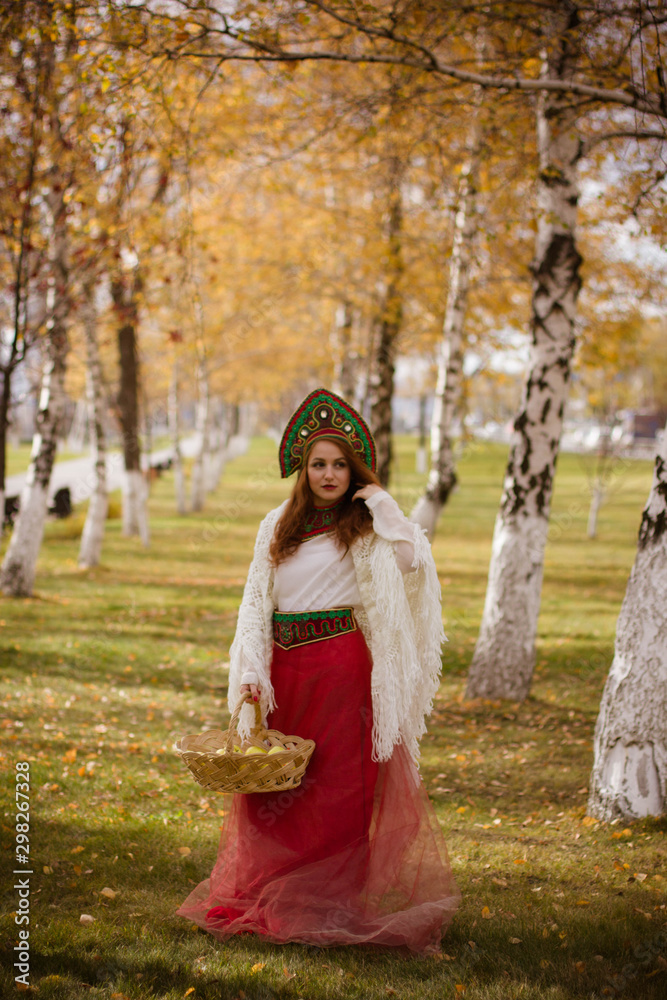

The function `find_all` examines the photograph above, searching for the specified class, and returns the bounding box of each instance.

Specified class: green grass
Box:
[1,436,665,1000]
[5,443,93,480]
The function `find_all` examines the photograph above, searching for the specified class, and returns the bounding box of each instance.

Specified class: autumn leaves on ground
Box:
[1,439,665,1000]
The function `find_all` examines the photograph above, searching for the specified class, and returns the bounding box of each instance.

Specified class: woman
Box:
[177,388,459,953]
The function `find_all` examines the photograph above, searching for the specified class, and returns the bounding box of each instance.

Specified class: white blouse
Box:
[239,490,416,685]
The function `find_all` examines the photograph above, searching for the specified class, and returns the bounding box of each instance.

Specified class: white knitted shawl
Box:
[228,500,445,762]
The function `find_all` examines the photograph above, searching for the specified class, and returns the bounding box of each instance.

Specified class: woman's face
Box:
[306,439,351,507]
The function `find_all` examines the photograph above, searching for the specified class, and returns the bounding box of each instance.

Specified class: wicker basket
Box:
[174,691,316,794]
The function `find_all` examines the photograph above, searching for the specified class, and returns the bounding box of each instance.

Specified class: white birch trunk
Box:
[411,123,480,539]
[205,400,226,491]
[214,425,229,488]
[78,279,108,568]
[1,189,69,596]
[168,357,186,515]
[190,353,211,512]
[587,483,604,540]
[466,19,582,701]
[588,424,667,821]
[122,468,149,545]
[331,301,357,401]
[586,423,614,540]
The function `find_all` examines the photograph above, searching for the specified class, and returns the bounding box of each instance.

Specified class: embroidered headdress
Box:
[279,387,376,478]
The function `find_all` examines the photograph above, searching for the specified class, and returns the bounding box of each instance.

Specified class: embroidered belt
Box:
[273,607,358,650]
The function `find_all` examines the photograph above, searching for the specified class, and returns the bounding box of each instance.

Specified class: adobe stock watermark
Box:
[188,458,278,557]
[14,760,32,989]
[590,929,667,998]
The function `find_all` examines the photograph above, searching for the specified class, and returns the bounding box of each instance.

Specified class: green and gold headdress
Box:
[279,388,376,478]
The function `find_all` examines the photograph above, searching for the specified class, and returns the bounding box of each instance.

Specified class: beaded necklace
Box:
[301,498,344,542]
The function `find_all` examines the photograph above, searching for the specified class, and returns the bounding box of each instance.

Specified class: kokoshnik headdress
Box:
[279,388,377,478]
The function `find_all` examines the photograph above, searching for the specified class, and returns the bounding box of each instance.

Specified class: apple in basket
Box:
[244,746,268,756]
[215,744,243,755]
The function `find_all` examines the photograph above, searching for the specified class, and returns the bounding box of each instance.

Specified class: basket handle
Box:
[225,691,263,752]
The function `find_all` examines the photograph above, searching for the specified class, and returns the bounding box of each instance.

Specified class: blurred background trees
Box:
[1,0,665,818]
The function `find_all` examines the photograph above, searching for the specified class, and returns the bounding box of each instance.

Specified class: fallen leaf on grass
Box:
[283,967,296,980]
[100,887,117,899]
[184,990,195,998]
[576,900,590,906]
[634,873,648,881]
[509,938,522,944]
[70,845,85,854]
[455,986,465,994]
[492,877,508,888]
[79,914,94,925]
[178,847,192,856]
[481,906,494,919]
[575,961,586,973]
[513,859,526,865]
[250,963,266,974]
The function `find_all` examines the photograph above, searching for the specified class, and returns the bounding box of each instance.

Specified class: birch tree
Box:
[588,422,667,820]
[168,334,187,515]
[411,115,482,538]
[0,0,53,537]
[190,346,211,512]
[78,276,108,568]
[465,4,585,700]
[1,184,70,596]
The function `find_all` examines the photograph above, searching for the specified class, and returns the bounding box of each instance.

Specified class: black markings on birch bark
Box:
[1,187,70,596]
[411,110,481,539]
[466,5,583,700]
[589,424,667,820]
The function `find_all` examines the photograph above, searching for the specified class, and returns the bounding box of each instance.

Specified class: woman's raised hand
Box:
[352,484,384,502]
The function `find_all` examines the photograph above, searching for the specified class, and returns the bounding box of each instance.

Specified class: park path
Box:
[5,436,201,504]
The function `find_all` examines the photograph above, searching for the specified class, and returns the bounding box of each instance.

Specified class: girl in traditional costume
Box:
[177,388,459,953]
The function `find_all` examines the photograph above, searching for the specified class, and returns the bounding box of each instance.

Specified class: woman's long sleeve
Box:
[227,503,287,734]
[364,491,417,573]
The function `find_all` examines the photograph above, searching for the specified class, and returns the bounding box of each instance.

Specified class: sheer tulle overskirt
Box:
[176,628,460,953]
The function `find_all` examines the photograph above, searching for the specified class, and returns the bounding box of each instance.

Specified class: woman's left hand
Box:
[352,484,384,502]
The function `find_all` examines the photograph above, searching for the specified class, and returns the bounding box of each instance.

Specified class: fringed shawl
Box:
[228,500,445,762]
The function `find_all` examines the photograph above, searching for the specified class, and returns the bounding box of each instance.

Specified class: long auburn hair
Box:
[269,435,381,566]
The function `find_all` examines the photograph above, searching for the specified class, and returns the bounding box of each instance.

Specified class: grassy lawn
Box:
[1,436,665,1000]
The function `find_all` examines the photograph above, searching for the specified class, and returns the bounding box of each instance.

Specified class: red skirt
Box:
[176,623,459,953]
